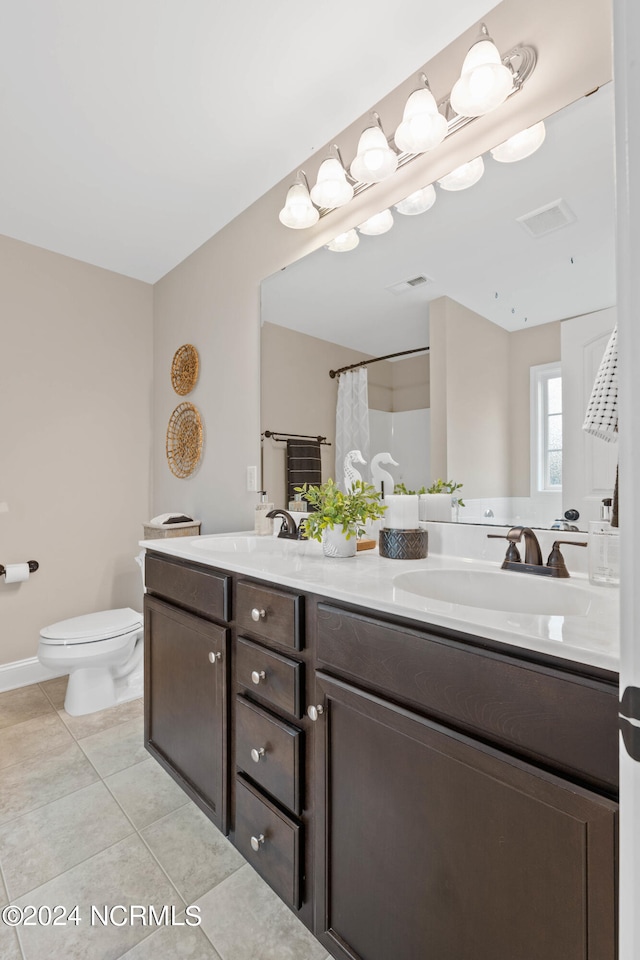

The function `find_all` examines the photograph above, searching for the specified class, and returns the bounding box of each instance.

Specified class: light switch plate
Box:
[246,466,258,492]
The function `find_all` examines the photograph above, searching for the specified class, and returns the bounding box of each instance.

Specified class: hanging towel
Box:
[286,439,322,503]
[582,324,618,442]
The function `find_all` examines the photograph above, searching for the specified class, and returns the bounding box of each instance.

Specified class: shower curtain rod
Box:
[329,345,429,379]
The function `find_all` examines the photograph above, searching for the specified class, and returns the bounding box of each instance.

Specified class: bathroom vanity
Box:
[141,532,619,960]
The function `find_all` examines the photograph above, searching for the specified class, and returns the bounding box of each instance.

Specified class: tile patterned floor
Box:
[0,679,330,960]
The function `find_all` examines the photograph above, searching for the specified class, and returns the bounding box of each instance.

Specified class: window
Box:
[531,362,562,492]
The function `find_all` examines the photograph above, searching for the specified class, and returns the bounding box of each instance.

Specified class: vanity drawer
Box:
[145,553,230,623]
[235,695,302,814]
[316,603,619,793]
[235,775,301,909]
[236,637,303,718]
[236,580,302,650]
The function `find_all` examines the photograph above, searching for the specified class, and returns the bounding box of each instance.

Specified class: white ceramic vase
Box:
[322,526,357,558]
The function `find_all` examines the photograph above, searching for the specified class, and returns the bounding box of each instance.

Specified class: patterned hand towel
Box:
[582,324,618,442]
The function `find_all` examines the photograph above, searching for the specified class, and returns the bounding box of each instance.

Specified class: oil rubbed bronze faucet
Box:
[266,509,305,540]
[488,526,587,578]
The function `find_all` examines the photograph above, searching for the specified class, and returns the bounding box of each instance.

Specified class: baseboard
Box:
[0,657,68,693]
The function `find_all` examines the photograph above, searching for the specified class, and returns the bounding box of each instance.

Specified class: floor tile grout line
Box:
[74,713,145,747]
[37,678,68,710]
[55,704,144,742]
[1,827,140,905]
[0,766,102,830]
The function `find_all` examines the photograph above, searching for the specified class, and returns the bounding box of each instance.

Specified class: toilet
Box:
[37,555,145,717]
[38,609,143,716]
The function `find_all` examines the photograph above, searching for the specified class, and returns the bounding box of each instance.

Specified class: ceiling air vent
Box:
[516,199,576,238]
[386,274,432,296]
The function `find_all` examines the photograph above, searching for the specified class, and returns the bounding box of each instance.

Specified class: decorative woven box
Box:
[143,520,201,540]
[379,528,428,560]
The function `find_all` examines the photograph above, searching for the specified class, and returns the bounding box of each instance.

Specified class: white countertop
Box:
[139,531,620,674]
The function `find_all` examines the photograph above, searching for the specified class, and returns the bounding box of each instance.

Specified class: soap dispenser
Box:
[255,491,274,536]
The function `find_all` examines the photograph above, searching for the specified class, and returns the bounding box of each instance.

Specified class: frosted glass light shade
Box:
[438,156,484,191]
[278,182,319,229]
[310,158,354,208]
[490,121,546,162]
[350,126,398,183]
[394,88,447,153]
[358,209,394,236]
[450,38,513,117]
[395,184,437,216]
[327,229,360,252]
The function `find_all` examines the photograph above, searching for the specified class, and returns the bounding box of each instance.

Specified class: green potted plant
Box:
[394,479,464,521]
[296,479,386,557]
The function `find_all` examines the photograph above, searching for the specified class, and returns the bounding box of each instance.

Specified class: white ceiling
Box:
[0,0,498,283]
[261,83,616,355]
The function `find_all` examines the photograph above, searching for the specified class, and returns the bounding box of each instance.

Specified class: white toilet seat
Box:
[39,608,143,645]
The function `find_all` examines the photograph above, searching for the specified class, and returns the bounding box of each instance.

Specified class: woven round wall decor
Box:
[171,343,199,395]
[166,402,203,478]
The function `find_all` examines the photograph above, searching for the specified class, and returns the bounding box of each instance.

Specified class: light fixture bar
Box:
[314,42,536,217]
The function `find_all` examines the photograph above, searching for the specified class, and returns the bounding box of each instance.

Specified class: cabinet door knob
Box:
[251,670,266,685]
[208,651,222,664]
[251,607,266,622]
[250,833,265,852]
[307,704,324,722]
[250,747,266,763]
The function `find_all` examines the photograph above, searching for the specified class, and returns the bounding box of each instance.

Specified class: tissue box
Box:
[143,520,201,540]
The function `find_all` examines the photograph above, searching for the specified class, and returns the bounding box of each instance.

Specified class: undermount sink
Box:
[393,568,593,616]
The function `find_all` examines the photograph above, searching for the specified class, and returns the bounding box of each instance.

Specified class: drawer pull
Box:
[250,747,266,763]
[208,651,222,664]
[307,704,324,722]
[251,607,267,622]
[251,669,267,685]
[250,833,265,852]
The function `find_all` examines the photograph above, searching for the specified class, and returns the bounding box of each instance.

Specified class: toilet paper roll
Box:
[4,563,30,583]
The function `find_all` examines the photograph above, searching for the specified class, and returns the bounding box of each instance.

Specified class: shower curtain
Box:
[335,367,370,490]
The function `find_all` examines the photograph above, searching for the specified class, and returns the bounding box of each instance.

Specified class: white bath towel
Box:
[583,324,618,442]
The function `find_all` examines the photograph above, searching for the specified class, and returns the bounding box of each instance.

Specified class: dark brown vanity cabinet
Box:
[232,580,310,917]
[142,553,619,960]
[312,603,619,960]
[144,554,230,831]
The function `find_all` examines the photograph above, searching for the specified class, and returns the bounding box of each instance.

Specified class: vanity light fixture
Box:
[278,172,319,229]
[394,76,448,154]
[326,229,360,252]
[490,120,546,162]
[394,183,437,216]
[358,208,394,236]
[437,156,484,191]
[350,115,398,184]
[277,23,537,230]
[450,24,514,118]
[310,148,354,209]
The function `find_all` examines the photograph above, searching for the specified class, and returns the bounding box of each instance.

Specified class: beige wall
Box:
[430,297,511,497]
[0,236,153,667]
[430,296,561,498]
[390,354,430,412]
[152,0,611,534]
[261,322,376,504]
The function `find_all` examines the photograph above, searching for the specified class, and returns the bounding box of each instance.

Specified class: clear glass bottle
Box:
[254,491,274,536]
[588,520,619,586]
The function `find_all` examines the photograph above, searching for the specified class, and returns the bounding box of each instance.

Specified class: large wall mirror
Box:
[260,82,617,531]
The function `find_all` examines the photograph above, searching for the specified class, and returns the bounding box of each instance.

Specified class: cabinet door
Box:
[144,595,228,830]
[313,672,617,960]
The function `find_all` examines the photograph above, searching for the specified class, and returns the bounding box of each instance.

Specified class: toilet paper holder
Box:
[0,560,39,577]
